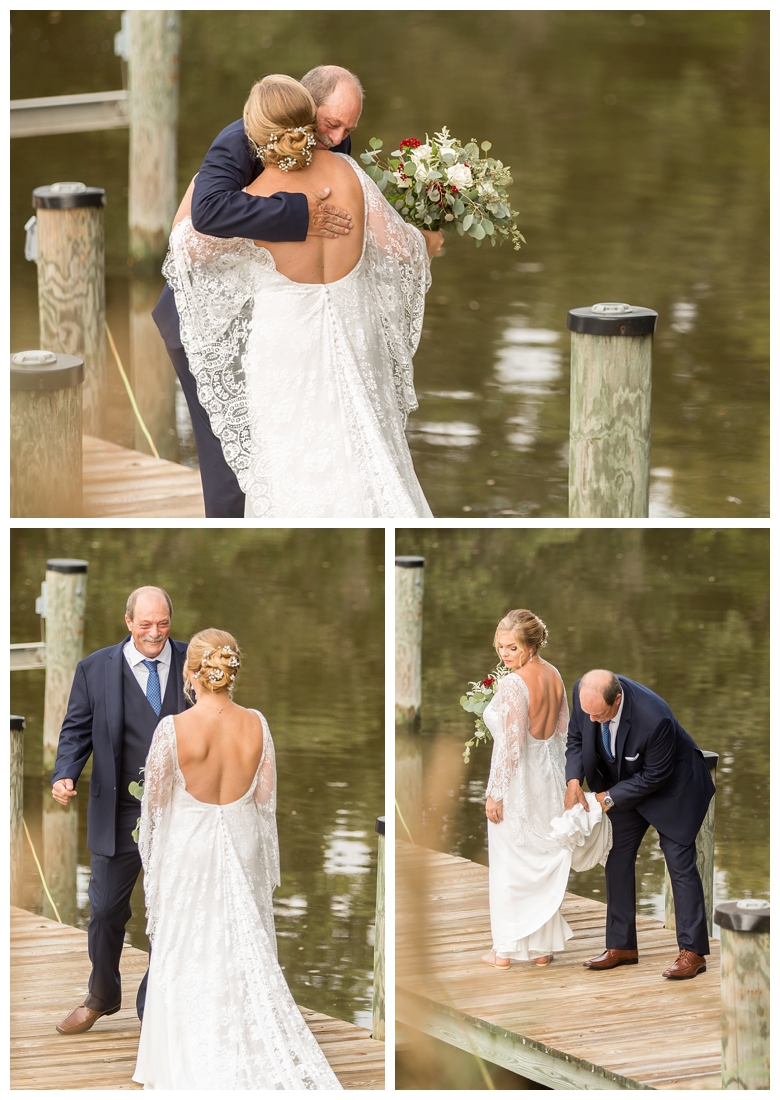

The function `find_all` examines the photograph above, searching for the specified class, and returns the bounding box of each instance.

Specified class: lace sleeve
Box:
[138,715,178,942]
[343,155,431,424]
[555,675,570,737]
[162,218,269,489]
[483,675,529,802]
[251,711,280,892]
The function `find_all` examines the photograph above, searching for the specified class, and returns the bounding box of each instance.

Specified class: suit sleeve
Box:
[609,717,676,808]
[564,680,585,784]
[51,663,94,786]
[190,121,309,241]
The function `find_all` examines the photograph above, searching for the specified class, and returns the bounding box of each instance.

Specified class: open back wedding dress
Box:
[164,154,432,518]
[133,712,342,1090]
[483,671,575,961]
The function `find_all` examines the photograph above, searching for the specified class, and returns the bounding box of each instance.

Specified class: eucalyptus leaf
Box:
[360,152,375,165]
[369,137,383,150]
[469,221,486,239]
[484,219,495,235]
[462,213,474,231]
[453,199,465,216]
[481,141,492,152]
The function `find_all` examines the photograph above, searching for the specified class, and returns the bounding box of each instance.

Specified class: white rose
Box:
[414,161,431,183]
[394,169,410,188]
[446,163,473,189]
[410,143,432,164]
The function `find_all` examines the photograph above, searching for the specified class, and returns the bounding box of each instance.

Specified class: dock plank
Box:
[83,436,205,518]
[396,843,721,1090]
[11,907,383,1089]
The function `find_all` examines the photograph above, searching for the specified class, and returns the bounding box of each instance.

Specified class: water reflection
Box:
[10,10,768,517]
[395,527,769,923]
[11,528,384,1027]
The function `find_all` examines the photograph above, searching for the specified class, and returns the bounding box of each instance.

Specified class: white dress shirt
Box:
[123,637,172,699]
[605,691,625,758]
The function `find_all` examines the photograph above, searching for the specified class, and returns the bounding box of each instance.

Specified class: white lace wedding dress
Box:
[483,671,575,961]
[132,712,342,1090]
[163,154,433,518]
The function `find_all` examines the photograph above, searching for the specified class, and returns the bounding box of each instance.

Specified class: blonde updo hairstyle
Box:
[243,74,318,171]
[494,609,549,665]
[184,628,242,704]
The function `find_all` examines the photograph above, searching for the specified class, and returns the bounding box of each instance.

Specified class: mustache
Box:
[141,634,165,643]
[316,132,334,148]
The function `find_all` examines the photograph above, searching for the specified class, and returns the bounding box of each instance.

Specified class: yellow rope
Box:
[22,817,62,923]
[104,320,159,458]
[394,798,414,843]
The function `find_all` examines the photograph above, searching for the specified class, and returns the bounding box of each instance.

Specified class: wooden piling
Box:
[395,557,424,725]
[42,560,88,773]
[128,11,181,266]
[665,750,718,935]
[567,303,657,518]
[33,183,107,439]
[714,900,770,1090]
[372,816,385,1042]
[10,352,84,518]
[10,716,25,908]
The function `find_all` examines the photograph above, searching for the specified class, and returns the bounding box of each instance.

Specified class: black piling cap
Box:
[567,303,658,336]
[10,716,26,731]
[46,559,89,574]
[714,900,770,934]
[33,183,106,209]
[375,816,385,835]
[395,556,425,568]
[11,351,84,392]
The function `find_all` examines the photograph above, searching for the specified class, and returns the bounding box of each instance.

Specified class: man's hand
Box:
[306,189,352,238]
[421,229,444,259]
[52,778,77,806]
[564,778,589,812]
[485,795,503,824]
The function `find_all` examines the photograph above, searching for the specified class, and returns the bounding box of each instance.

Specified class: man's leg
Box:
[604,807,649,950]
[84,850,142,1012]
[658,832,710,956]
[166,342,245,518]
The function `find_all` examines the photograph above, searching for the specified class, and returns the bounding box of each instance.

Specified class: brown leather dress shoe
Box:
[662,950,707,979]
[56,1002,121,1035]
[583,948,639,970]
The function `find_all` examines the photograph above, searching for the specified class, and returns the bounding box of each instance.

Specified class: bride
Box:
[133,629,342,1090]
[481,610,573,968]
[164,74,438,518]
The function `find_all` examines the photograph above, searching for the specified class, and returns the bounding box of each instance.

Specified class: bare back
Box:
[173,704,264,805]
[246,150,364,284]
[514,658,565,741]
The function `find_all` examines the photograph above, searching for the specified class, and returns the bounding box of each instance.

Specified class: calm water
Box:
[395,528,769,918]
[11,528,384,1028]
[11,11,768,515]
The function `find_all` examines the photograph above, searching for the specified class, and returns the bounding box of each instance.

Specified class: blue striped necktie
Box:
[142,659,162,715]
[601,721,614,762]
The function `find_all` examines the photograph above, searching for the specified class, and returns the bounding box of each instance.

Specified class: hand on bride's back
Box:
[421,229,444,259]
[306,188,353,238]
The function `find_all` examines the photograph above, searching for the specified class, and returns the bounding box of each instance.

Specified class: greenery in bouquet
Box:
[460,665,510,762]
[129,771,144,844]
[360,127,525,249]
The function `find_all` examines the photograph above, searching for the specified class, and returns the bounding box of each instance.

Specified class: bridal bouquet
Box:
[360,127,525,249]
[460,665,509,762]
[129,772,144,843]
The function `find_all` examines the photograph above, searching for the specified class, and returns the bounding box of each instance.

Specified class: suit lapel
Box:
[105,637,129,760]
[614,678,632,778]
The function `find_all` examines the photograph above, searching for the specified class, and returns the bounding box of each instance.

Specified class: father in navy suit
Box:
[51,586,190,1034]
[153,64,363,518]
[564,669,715,979]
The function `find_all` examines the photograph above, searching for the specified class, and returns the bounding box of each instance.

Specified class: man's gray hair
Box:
[581,669,622,706]
[300,65,364,107]
[126,586,173,621]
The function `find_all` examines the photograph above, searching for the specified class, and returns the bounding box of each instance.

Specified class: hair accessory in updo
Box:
[184,629,243,702]
[256,126,317,171]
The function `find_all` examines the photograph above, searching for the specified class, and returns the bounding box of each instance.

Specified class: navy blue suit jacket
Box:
[52,637,189,857]
[153,119,351,351]
[565,676,715,846]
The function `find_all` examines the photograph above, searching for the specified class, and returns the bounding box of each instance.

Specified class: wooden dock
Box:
[83,436,205,518]
[11,907,384,1090]
[396,844,721,1090]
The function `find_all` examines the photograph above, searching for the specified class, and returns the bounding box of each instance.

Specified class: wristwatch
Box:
[603,792,615,810]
